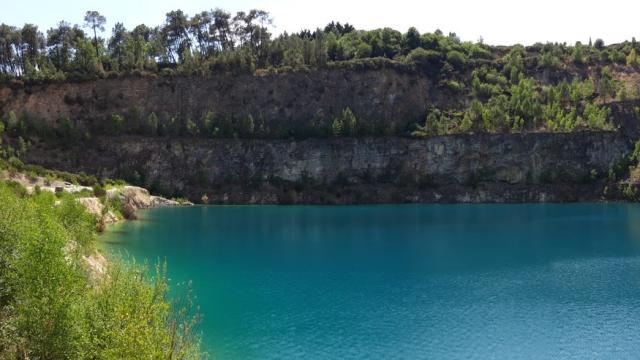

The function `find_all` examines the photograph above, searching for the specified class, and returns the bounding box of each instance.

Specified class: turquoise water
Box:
[103,204,640,359]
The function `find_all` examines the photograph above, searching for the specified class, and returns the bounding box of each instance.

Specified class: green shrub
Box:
[92,184,107,197]
[111,113,125,135]
[0,183,203,358]
[405,48,443,75]
[446,50,467,70]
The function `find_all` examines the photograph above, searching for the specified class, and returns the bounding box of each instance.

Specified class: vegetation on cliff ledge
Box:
[0,179,203,359]
[1,8,638,138]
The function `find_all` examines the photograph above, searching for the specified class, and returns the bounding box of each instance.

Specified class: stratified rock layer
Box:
[23,132,631,204]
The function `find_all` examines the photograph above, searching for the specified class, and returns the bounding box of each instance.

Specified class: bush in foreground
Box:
[0,183,203,359]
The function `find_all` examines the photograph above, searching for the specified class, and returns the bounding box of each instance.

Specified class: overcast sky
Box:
[3,0,639,46]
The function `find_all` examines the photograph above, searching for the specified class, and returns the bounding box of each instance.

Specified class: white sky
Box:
[3,0,639,46]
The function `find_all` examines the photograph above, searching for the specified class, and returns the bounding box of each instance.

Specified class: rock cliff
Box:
[22,131,631,204]
[0,69,433,135]
[1,69,637,204]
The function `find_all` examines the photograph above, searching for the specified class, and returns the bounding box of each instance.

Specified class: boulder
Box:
[76,197,104,217]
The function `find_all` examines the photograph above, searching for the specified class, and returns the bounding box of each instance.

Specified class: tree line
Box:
[0,8,418,81]
[2,8,640,83]
[2,9,639,139]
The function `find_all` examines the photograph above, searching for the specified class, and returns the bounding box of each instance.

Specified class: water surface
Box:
[103,204,640,359]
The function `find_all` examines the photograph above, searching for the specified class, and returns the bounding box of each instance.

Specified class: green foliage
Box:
[502,46,524,83]
[471,69,504,99]
[460,100,483,132]
[538,50,561,69]
[440,79,464,93]
[331,117,343,137]
[481,95,511,131]
[0,11,632,141]
[609,49,626,64]
[427,72,613,136]
[583,103,611,130]
[632,140,640,163]
[572,42,584,64]
[83,262,202,359]
[186,119,199,136]
[56,115,77,141]
[627,48,639,67]
[72,38,105,78]
[5,111,19,134]
[509,78,542,129]
[341,108,358,136]
[412,108,459,136]
[599,67,617,102]
[446,50,467,70]
[0,183,203,359]
[330,108,358,137]
[405,48,443,75]
[463,42,492,60]
[110,113,125,135]
[92,184,106,197]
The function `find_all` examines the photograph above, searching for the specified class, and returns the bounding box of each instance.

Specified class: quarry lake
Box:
[102,204,640,359]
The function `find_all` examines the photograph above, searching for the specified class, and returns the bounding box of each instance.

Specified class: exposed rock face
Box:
[2,70,637,204]
[0,69,432,134]
[150,196,181,207]
[107,186,153,209]
[106,185,181,209]
[83,251,108,280]
[75,197,118,224]
[23,131,632,204]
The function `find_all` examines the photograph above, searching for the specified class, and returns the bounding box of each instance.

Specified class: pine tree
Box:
[599,67,616,102]
[186,119,199,136]
[341,107,358,136]
[331,117,343,137]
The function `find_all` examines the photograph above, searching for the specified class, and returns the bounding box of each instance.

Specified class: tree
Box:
[186,119,198,136]
[73,38,103,76]
[163,10,191,63]
[6,111,19,132]
[211,8,233,51]
[189,11,213,55]
[509,78,542,129]
[312,29,328,67]
[599,67,616,102]
[47,22,85,72]
[146,112,159,135]
[20,24,43,70]
[627,48,639,67]
[331,117,343,136]
[461,100,484,132]
[404,27,421,53]
[111,113,125,135]
[108,23,127,70]
[84,11,106,57]
[341,107,358,136]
